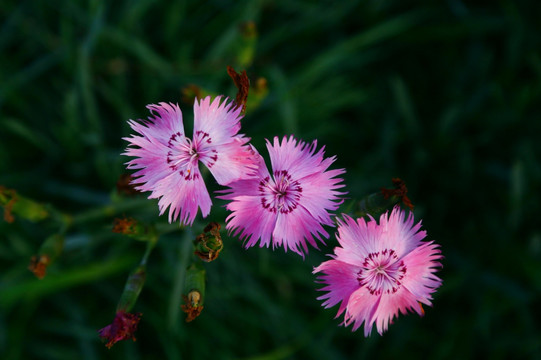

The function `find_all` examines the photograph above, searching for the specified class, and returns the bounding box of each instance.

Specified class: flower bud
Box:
[380,178,414,210]
[0,186,49,223]
[117,265,146,313]
[28,234,64,279]
[112,217,157,242]
[193,222,223,262]
[98,263,148,348]
[98,311,142,349]
[181,264,206,322]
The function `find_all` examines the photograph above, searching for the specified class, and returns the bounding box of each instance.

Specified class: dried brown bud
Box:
[381,178,414,211]
[181,291,204,323]
[28,254,50,279]
[227,66,250,115]
[112,217,138,235]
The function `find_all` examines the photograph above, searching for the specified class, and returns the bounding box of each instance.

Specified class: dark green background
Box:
[1,0,540,359]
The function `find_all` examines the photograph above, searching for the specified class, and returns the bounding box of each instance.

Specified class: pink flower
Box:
[313,207,442,336]
[219,135,346,256]
[123,96,255,225]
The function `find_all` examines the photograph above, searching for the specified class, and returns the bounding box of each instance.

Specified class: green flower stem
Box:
[140,231,158,266]
[70,198,152,226]
[167,229,194,330]
[116,232,158,312]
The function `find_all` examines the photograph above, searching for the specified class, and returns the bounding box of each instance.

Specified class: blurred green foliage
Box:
[1,0,540,359]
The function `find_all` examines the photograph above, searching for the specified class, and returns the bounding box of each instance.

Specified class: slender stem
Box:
[70,198,152,226]
[140,233,158,266]
[167,228,194,330]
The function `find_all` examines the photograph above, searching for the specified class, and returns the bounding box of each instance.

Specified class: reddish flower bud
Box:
[98,311,142,349]
[381,177,414,211]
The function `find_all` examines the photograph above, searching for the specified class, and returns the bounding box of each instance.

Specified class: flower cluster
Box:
[122,93,443,339]
[124,97,345,255]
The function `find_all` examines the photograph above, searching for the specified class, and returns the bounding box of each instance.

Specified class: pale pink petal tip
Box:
[314,206,442,336]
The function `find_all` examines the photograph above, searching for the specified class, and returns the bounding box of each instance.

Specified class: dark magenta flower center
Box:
[357,249,407,296]
[166,131,218,180]
[259,170,302,214]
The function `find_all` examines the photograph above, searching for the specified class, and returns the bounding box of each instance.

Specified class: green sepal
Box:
[116,265,146,313]
[183,263,206,305]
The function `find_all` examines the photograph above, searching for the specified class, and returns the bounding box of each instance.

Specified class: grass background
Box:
[1,0,540,359]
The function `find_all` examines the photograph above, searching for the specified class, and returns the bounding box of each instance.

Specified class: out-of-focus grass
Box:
[1,0,540,359]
